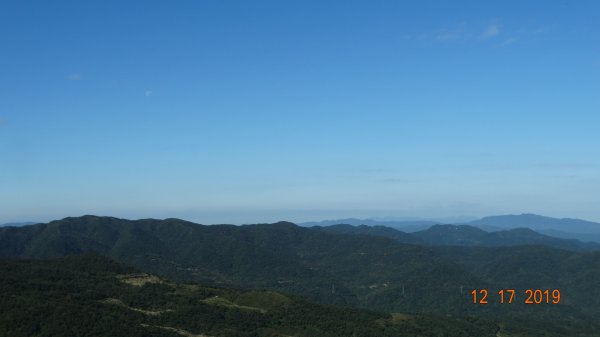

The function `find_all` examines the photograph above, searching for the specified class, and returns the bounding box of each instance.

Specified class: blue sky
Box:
[1,0,599,224]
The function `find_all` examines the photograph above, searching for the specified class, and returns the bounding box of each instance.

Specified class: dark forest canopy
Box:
[1,255,500,337]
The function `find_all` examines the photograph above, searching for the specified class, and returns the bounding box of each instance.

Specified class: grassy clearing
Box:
[100,298,172,316]
[117,273,163,286]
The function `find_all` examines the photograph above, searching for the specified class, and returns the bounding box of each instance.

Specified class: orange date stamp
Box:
[471,289,561,304]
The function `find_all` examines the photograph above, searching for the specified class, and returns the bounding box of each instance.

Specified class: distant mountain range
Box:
[470,213,600,231]
[417,224,600,249]
[470,214,600,242]
[319,224,600,251]
[0,221,36,227]
[303,213,600,242]
[1,215,600,335]
[301,218,439,232]
[314,224,425,245]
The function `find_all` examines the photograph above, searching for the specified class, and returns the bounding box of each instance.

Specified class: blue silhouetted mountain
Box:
[314,224,425,245]
[304,213,600,242]
[412,224,600,250]
[301,218,438,232]
[320,223,600,251]
[468,214,600,242]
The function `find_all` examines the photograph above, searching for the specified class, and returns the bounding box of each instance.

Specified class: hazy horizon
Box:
[2,1,599,224]
[5,210,600,227]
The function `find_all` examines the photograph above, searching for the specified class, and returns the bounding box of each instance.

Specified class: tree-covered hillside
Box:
[0,255,501,337]
[0,216,482,314]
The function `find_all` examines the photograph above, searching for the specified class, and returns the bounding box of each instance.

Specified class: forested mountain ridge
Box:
[314,224,425,245]
[2,215,600,336]
[0,215,481,313]
[318,223,600,250]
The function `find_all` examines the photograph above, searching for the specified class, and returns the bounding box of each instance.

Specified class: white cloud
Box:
[67,73,81,81]
[145,90,153,97]
[482,23,501,39]
[413,20,536,46]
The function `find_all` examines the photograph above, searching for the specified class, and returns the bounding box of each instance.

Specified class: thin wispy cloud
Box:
[435,23,466,42]
[481,23,501,39]
[145,90,153,97]
[407,21,517,44]
[67,73,82,81]
[0,117,7,127]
